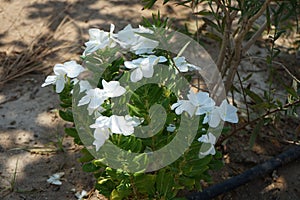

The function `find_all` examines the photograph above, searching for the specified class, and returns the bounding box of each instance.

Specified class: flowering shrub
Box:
[42,22,238,199]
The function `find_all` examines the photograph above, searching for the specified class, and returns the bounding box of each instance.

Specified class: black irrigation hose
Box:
[187,145,300,200]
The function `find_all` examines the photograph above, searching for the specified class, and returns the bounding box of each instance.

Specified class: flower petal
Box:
[124,60,139,69]
[64,61,85,78]
[53,64,66,75]
[78,94,91,106]
[41,75,56,87]
[130,68,143,82]
[55,75,65,93]
[110,115,134,135]
[208,108,221,128]
[79,80,92,93]
[199,143,216,156]
[89,88,107,109]
[90,116,111,129]
[167,124,176,132]
[218,100,238,123]
[102,80,126,97]
[141,64,154,78]
[171,100,196,117]
[93,127,110,151]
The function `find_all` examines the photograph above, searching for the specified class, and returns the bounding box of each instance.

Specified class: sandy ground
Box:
[0,0,299,200]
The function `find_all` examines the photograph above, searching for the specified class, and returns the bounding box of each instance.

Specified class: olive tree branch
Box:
[223,0,272,93]
[216,3,232,71]
[243,19,268,53]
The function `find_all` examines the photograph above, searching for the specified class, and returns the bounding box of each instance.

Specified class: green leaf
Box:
[110,189,122,200]
[156,170,178,199]
[194,10,211,16]
[78,148,95,163]
[142,0,158,9]
[183,165,210,177]
[133,173,156,195]
[59,109,74,122]
[105,167,118,180]
[244,88,263,103]
[64,127,82,145]
[204,32,222,42]
[273,48,281,58]
[284,84,298,99]
[208,159,224,170]
[95,178,115,197]
[214,151,223,159]
[202,18,220,32]
[82,162,100,172]
[242,73,253,82]
[249,120,264,149]
[64,127,77,137]
[274,30,286,41]
[111,186,132,200]
[127,103,143,117]
[178,176,195,190]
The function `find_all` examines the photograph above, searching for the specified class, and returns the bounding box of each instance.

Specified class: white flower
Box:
[79,80,92,93]
[87,105,105,116]
[204,108,220,128]
[173,56,200,73]
[171,90,215,118]
[133,26,159,54]
[90,115,141,137]
[217,100,239,123]
[117,24,139,49]
[47,172,65,185]
[93,127,110,151]
[78,88,108,115]
[77,80,125,115]
[166,124,176,132]
[42,61,85,93]
[198,132,216,144]
[125,115,143,127]
[204,100,238,128]
[198,132,216,156]
[124,55,166,82]
[62,61,85,78]
[173,57,189,72]
[171,100,196,117]
[75,190,88,200]
[187,90,215,115]
[90,116,111,129]
[109,115,135,135]
[102,79,126,97]
[132,37,159,55]
[83,24,117,56]
[117,24,159,54]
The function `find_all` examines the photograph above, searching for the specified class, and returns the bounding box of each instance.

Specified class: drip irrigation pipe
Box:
[187,145,300,200]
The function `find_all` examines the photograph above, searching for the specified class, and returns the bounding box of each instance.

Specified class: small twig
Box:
[236,71,250,122]
[217,99,300,145]
[10,159,19,192]
[245,56,300,83]
[0,95,18,105]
